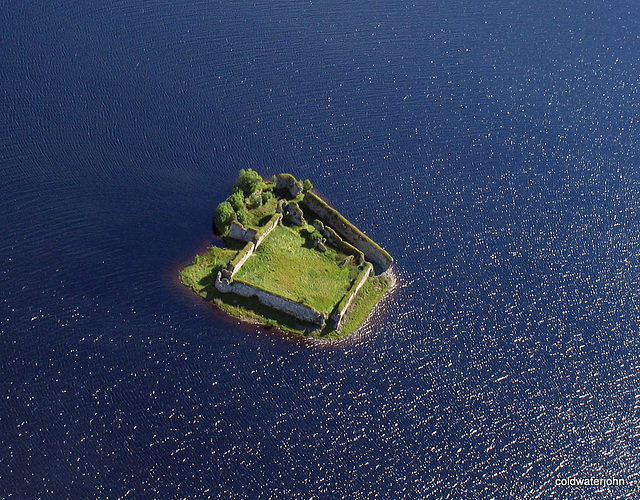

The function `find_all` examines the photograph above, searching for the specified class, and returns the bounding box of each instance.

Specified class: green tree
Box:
[236,205,249,226]
[227,190,246,212]
[234,168,262,196]
[302,179,313,192]
[249,192,263,208]
[261,190,273,204]
[214,201,236,234]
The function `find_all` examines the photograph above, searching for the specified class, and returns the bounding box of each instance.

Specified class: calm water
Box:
[3,0,640,498]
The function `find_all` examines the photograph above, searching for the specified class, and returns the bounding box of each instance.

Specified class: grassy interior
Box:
[180,241,391,339]
[234,224,359,314]
[179,245,309,334]
[246,195,279,227]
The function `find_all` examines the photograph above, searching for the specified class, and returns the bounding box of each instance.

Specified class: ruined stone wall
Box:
[228,222,257,242]
[224,241,254,279]
[330,262,373,331]
[254,213,282,247]
[215,273,325,325]
[223,213,282,280]
[320,224,365,264]
[215,211,326,325]
[275,173,303,198]
[302,192,393,273]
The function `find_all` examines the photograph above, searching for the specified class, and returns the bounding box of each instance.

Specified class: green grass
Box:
[179,238,392,339]
[234,224,359,314]
[179,243,309,334]
[338,273,392,336]
[179,246,237,295]
[246,195,279,227]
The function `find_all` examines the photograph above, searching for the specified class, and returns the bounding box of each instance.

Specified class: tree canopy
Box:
[227,190,246,212]
[214,201,236,234]
[234,169,262,196]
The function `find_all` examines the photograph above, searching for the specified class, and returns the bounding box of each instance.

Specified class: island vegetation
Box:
[180,170,393,339]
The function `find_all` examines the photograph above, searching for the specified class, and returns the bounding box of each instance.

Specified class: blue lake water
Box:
[2,0,640,498]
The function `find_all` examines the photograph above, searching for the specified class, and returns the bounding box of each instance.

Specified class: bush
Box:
[261,190,273,204]
[215,201,236,234]
[227,190,246,212]
[236,205,249,226]
[310,231,323,243]
[303,179,313,192]
[234,168,263,196]
[249,192,263,208]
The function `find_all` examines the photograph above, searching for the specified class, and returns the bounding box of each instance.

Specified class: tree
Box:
[249,192,263,208]
[261,190,273,204]
[214,201,236,234]
[227,190,246,212]
[236,205,249,226]
[234,168,262,196]
[302,179,313,192]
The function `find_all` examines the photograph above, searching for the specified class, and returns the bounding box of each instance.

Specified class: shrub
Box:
[227,190,246,212]
[309,231,323,243]
[236,205,249,226]
[249,192,263,208]
[302,179,313,192]
[261,190,273,204]
[215,201,236,234]
[234,168,263,196]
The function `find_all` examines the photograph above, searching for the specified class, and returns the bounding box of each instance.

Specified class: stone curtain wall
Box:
[215,274,325,325]
[254,214,282,247]
[330,262,373,331]
[222,213,282,280]
[320,224,365,264]
[302,192,393,273]
[226,241,255,279]
[228,222,257,242]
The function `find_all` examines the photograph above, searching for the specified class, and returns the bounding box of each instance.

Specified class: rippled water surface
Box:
[3,0,640,498]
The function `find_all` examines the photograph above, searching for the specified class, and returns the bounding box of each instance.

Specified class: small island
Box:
[180,170,393,339]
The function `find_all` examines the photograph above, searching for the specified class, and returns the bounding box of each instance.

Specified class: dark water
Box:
[3,0,640,498]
